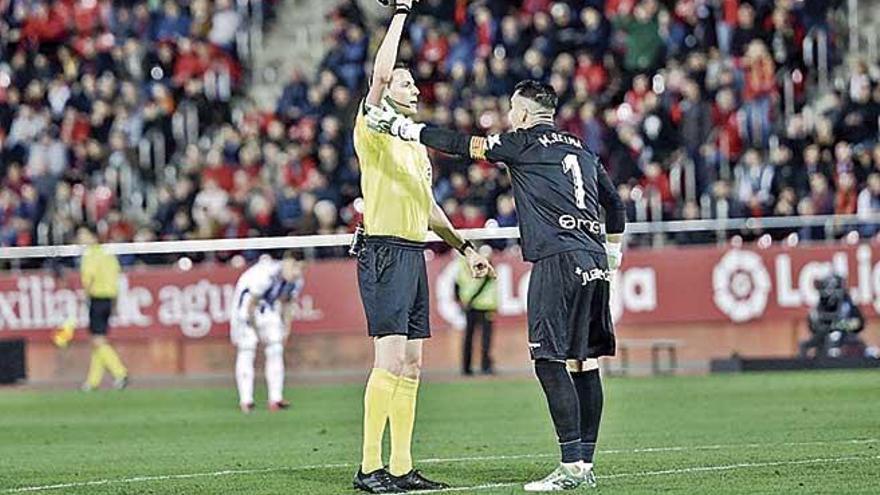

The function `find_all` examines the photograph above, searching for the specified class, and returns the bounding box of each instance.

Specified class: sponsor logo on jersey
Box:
[575,266,612,285]
[558,214,602,235]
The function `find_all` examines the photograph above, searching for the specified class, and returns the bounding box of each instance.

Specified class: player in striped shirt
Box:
[230,255,304,413]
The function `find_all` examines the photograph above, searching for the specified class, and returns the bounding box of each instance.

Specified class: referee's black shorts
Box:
[88,297,114,336]
[527,249,616,361]
[357,236,430,340]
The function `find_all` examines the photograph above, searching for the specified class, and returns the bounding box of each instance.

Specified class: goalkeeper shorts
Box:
[527,249,616,361]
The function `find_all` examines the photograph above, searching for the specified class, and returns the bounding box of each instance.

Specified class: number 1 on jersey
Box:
[562,154,587,209]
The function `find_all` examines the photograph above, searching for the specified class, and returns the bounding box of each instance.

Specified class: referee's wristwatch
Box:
[458,240,475,255]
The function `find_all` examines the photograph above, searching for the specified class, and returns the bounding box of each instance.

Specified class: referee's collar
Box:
[359,97,407,118]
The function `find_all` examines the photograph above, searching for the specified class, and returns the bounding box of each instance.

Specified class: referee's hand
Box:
[465,249,496,279]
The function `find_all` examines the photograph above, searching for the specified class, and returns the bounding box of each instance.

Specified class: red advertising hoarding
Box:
[1,242,878,341]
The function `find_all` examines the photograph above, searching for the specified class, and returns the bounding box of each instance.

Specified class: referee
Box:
[79,225,128,391]
[350,1,494,492]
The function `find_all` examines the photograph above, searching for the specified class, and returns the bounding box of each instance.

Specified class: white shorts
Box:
[230,308,287,350]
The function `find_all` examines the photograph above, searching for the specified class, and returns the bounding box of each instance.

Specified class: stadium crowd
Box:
[0,0,272,253]
[1,0,878,259]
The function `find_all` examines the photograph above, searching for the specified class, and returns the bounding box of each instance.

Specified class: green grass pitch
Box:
[1,370,878,494]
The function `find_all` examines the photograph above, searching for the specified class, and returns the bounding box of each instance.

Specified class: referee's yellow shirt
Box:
[80,245,121,299]
[353,101,433,242]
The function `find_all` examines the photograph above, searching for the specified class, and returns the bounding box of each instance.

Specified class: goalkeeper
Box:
[350,0,494,492]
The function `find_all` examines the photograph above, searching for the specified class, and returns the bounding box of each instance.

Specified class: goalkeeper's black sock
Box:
[534,360,581,463]
[572,369,603,463]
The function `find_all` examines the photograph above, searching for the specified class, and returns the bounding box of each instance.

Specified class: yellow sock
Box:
[389,376,420,476]
[362,368,399,473]
[86,349,104,388]
[97,343,127,379]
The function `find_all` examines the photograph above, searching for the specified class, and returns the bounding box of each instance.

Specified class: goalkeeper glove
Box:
[605,240,623,271]
[365,103,424,142]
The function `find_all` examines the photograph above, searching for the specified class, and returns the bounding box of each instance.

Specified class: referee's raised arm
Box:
[364,0,412,106]
[351,2,471,492]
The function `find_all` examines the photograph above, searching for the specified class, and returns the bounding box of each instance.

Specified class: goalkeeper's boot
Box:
[523,462,587,491]
[353,468,404,493]
[391,469,450,491]
[268,400,290,412]
[580,463,597,488]
[239,402,255,414]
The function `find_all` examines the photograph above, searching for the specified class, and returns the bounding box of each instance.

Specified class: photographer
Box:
[799,274,865,359]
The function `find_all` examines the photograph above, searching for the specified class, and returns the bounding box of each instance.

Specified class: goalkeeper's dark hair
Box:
[514,80,558,111]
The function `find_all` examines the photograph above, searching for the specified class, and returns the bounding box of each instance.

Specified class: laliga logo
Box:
[712,250,772,322]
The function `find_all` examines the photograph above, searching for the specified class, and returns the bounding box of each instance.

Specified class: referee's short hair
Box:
[514,80,558,111]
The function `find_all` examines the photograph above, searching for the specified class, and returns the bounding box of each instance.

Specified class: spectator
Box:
[707,180,745,219]
[613,0,663,75]
[192,178,229,235]
[156,1,192,41]
[796,198,824,241]
[858,173,880,236]
[731,3,759,57]
[809,174,834,215]
[774,188,798,217]
[209,0,242,51]
[0,0,866,260]
[734,149,774,210]
[675,200,715,245]
[580,7,611,57]
[835,173,858,215]
[741,41,776,147]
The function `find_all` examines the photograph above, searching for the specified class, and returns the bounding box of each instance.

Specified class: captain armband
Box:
[469,136,488,160]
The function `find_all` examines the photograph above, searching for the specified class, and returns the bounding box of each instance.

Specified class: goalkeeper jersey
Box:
[353,100,433,242]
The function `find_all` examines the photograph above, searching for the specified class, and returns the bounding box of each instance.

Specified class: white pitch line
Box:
[2,468,286,493]
[3,438,877,493]
[416,454,880,494]
[420,482,521,493]
[602,454,880,480]
[2,465,349,494]
[602,437,878,455]
[416,437,878,465]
